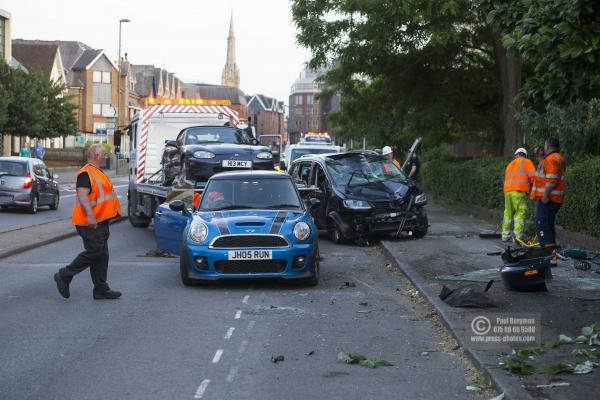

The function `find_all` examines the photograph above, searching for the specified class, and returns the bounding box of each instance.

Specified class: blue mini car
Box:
[154,170,319,286]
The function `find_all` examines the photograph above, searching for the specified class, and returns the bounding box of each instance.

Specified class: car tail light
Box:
[23,174,33,189]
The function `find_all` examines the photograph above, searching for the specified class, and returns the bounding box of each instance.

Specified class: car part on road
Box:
[271,355,285,363]
[337,352,393,368]
[439,281,497,308]
[500,247,552,292]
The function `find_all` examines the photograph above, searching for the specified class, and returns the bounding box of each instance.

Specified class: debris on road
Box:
[139,249,175,258]
[465,385,481,392]
[503,349,541,375]
[271,355,285,363]
[535,380,571,388]
[305,350,315,356]
[358,301,369,306]
[345,281,356,287]
[337,352,393,368]
[439,282,496,308]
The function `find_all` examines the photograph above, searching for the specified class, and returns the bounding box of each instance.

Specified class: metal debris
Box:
[535,381,571,388]
[271,355,285,363]
[337,352,393,368]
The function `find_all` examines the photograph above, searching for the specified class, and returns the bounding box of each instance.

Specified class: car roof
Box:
[210,170,290,180]
[292,150,383,163]
[0,156,33,163]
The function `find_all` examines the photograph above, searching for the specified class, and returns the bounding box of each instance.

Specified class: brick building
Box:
[246,94,285,136]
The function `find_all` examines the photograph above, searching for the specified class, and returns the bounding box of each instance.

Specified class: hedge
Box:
[421,156,600,238]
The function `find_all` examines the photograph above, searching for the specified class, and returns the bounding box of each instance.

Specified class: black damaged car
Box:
[163,125,274,184]
[289,151,428,243]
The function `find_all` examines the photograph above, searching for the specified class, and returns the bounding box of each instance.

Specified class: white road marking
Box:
[194,379,211,399]
[212,349,224,364]
[226,366,239,383]
[224,327,235,339]
[247,320,255,331]
[238,340,248,353]
[242,295,250,304]
[234,310,242,319]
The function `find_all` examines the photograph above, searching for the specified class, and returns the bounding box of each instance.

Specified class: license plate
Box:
[0,195,12,204]
[228,250,272,260]
[222,160,252,168]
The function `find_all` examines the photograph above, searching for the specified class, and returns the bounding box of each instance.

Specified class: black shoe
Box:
[54,273,70,299]
[93,290,122,300]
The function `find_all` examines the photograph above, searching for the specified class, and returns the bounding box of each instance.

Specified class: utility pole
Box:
[116,18,130,154]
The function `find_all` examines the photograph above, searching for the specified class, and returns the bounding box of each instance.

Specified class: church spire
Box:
[221,11,240,88]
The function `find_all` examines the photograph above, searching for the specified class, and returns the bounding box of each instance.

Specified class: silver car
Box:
[0,157,60,214]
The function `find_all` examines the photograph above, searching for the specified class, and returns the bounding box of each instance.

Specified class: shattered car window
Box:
[325,155,407,187]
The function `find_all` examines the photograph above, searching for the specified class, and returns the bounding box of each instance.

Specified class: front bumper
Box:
[187,157,274,181]
[0,190,32,207]
[338,208,427,238]
[182,243,316,281]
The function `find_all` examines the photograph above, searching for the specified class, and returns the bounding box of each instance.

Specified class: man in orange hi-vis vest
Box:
[530,137,566,252]
[502,147,536,241]
[54,144,122,300]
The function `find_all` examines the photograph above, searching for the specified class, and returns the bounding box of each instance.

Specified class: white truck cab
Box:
[281,133,343,172]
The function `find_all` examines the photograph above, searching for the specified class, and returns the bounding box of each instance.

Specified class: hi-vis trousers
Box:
[502,191,529,241]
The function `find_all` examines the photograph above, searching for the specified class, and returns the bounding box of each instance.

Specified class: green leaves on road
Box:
[338,352,393,368]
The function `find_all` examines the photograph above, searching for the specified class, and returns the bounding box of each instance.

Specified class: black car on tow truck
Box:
[289,151,428,243]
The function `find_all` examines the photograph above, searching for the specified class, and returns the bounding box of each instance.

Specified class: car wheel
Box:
[327,219,346,244]
[28,195,39,214]
[304,244,320,286]
[180,244,197,287]
[1,205,8,209]
[412,210,428,239]
[49,192,59,210]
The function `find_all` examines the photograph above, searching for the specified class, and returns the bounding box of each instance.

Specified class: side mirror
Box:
[169,200,186,213]
[250,138,259,146]
[165,140,179,148]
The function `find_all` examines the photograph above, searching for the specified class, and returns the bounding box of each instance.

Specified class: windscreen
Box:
[200,178,302,211]
[290,148,335,163]
[326,155,407,187]
[185,127,251,145]
[0,161,28,177]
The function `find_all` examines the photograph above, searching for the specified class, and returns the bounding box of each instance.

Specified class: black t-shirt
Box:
[407,156,421,180]
[76,172,92,192]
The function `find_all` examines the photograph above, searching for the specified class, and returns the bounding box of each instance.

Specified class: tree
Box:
[40,79,78,139]
[292,0,517,155]
[482,0,600,105]
[2,68,48,139]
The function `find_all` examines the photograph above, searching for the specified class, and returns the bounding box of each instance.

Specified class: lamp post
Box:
[116,18,130,153]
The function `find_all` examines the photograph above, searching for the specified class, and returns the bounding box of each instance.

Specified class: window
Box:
[93,103,102,115]
[296,95,303,105]
[101,104,113,117]
[93,71,102,83]
[102,71,111,83]
[307,95,313,105]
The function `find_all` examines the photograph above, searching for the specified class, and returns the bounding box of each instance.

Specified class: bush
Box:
[422,155,600,238]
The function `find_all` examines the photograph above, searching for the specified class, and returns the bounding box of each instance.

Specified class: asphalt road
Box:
[0,221,487,400]
[0,169,129,234]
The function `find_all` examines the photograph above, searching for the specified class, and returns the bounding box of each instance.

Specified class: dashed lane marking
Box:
[224,327,235,339]
[194,379,210,399]
[242,295,250,304]
[212,349,224,364]
[234,310,242,319]
[226,366,239,383]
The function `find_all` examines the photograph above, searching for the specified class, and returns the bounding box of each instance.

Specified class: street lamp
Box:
[116,18,130,153]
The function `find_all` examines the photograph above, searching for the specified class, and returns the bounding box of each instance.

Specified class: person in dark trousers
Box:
[54,144,123,299]
[406,151,421,181]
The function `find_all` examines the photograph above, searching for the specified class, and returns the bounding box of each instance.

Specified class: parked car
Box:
[0,157,59,213]
[163,125,274,184]
[154,170,319,286]
[289,151,428,243]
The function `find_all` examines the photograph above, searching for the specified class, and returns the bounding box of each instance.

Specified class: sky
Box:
[0,0,311,103]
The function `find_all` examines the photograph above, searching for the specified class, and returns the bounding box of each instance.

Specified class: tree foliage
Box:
[292,0,501,150]
[481,0,600,105]
[0,61,77,140]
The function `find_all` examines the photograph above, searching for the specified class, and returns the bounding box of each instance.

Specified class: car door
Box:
[44,164,59,201]
[154,190,193,255]
[311,163,330,228]
[33,161,50,205]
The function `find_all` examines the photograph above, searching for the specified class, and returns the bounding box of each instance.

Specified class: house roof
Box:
[131,65,156,97]
[11,43,58,78]
[183,83,247,106]
[248,94,284,113]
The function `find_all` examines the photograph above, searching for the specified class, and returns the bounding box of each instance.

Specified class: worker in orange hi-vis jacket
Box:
[502,147,536,241]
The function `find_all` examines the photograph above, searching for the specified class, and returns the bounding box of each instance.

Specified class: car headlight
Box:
[193,151,215,159]
[188,219,208,243]
[293,221,311,241]
[256,151,273,160]
[343,199,372,210]
[415,193,427,205]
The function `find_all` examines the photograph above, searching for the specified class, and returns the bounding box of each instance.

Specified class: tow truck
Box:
[127,97,271,228]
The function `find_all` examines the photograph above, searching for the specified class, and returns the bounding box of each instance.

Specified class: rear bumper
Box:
[0,190,32,207]
[183,242,316,281]
[187,157,274,181]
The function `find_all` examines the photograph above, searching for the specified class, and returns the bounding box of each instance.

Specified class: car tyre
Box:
[127,192,151,228]
[28,195,38,214]
[1,205,8,209]
[327,219,347,244]
[304,244,320,286]
[49,192,59,210]
[413,210,428,239]
[180,244,197,287]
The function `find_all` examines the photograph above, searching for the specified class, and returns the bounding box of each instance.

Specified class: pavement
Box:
[0,167,129,257]
[0,220,498,400]
[381,204,600,400]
